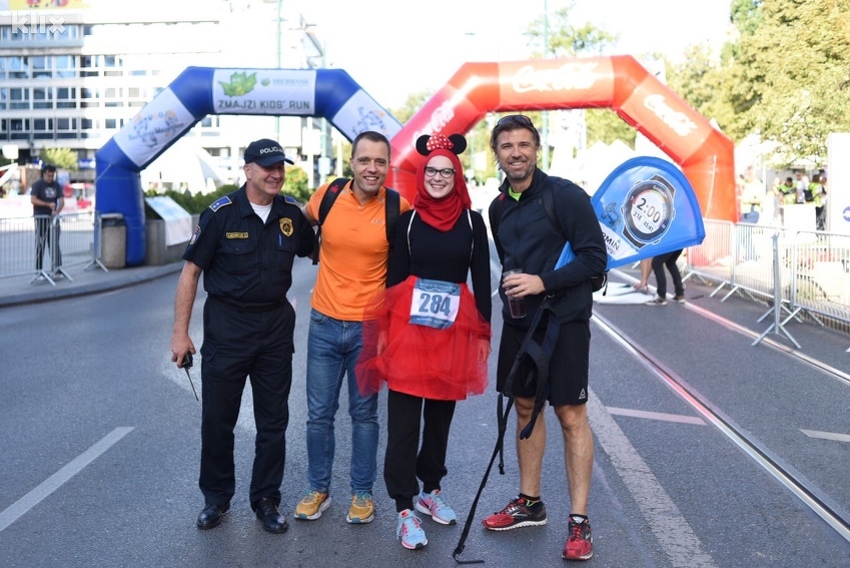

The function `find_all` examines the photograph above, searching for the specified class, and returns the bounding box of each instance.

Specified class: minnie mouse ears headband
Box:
[416,133,467,156]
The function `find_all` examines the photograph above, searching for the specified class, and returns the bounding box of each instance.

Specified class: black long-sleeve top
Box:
[489,168,607,326]
[387,209,491,323]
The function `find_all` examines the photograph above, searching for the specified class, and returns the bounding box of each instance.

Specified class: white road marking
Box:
[801,429,850,443]
[589,391,718,568]
[606,406,706,426]
[0,427,134,533]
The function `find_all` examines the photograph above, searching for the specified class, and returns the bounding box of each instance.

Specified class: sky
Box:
[301,0,734,109]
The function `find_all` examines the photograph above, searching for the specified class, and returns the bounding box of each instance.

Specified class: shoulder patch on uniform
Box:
[209,196,232,212]
[283,195,299,205]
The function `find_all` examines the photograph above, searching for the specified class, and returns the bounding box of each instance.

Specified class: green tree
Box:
[585,109,636,148]
[40,147,78,170]
[727,0,850,166]
[524,2,627,157]
[144,164,316,215]
[525,1,617,57]
[391,91,434,125]
[666,44,737,135]
[281,165,312,203]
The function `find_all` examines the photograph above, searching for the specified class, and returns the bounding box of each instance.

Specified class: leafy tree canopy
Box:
[40,148,78,171]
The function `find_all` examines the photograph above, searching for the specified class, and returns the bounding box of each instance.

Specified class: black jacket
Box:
[489,169,607,327]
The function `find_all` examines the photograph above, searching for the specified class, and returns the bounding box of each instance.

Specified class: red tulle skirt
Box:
[356,276,491,401]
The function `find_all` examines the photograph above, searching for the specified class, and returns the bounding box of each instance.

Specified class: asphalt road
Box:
[1,261,849,567]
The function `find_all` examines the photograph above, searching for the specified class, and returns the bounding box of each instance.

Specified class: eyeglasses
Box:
[424,166,456,179]
[496,114,534,128]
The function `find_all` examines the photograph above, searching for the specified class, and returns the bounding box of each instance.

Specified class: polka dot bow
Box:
[426,134,454,152]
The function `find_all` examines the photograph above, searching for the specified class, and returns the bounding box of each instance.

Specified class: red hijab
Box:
[413,147,472,232]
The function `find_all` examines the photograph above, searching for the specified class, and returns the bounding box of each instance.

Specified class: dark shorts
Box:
[496,319,590,406]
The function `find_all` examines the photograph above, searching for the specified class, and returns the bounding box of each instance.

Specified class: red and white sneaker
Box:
[481,496,547,531]
[562,516,593,561]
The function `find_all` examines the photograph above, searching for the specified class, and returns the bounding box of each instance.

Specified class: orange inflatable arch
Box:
[388,55,736,222]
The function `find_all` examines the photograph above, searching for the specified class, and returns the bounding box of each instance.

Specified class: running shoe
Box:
[415,489,457,525]
[645,296,668,306]
[674,295,686,304]
[396,509,427,550]
[346,491,375,524]
[562,516,593,561]
[294,490,330,520]
[481,496,547,531]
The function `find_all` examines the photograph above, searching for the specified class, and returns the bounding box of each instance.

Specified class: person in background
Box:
[483,114,607,562]
[794,171,809,204]
[170,138,314,534]
[815,175,827,230]
[295,131,411,526]
[740,167,763,222]
[30,164,64,276]
[639,249,686,306]
[777,176,797,205]
[356,133,491,550]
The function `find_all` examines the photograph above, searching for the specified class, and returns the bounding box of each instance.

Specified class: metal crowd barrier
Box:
[682,219,734,294]
[684,219,850,348]
[0,210,103,286]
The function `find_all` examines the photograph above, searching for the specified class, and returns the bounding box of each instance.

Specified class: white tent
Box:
[551,139,637,195]
[140,138,226,194]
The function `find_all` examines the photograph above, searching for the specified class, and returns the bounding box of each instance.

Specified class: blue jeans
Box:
[305,309,378,494]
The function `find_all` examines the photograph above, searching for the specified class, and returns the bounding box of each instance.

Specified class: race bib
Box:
[409,278,460,329]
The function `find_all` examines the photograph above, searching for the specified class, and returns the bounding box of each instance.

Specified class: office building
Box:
[0,0,325,187]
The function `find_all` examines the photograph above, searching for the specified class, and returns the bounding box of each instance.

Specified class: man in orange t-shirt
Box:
[294,131,411,526]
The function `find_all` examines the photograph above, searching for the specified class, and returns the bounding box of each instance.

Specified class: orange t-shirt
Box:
[306,180,411,321]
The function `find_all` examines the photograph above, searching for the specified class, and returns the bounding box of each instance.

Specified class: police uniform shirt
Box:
[183,185,314,303]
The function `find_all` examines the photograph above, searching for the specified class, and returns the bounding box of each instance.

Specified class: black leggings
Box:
[384,389,455,512]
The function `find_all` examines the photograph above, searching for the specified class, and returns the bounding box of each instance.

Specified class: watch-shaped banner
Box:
[556,156,705,271]
[593,156,705,269]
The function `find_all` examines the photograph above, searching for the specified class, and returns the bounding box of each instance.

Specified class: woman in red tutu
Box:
[356,133,491,550]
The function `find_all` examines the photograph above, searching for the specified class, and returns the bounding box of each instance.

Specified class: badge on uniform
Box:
[189,225,201,245]
[279,217,294,237]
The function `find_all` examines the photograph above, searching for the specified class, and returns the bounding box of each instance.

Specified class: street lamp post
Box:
[275,0,282,141]
[262,0,283,140]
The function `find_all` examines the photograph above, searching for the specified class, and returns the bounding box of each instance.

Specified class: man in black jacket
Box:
[483,115,607,562]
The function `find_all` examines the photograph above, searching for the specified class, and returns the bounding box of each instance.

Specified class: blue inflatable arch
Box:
[95,66,402,266]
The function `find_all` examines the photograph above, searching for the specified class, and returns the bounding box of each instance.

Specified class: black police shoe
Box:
[197,503,229,529]
[255,497,289,533]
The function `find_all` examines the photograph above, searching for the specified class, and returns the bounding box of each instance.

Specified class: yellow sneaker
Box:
[294,490,330,520]
[346,491,374,524]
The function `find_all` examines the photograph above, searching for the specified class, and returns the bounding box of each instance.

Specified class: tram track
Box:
[592,309,850,545]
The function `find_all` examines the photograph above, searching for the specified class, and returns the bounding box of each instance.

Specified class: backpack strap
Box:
[543,183,608,294]
[384,187,400,243]
[467,209,473,262]
[384,188,401,273]
[490,192,507,237]
[540,185,563,234]
[406,210,416,256]
[313,177,349,266]
[408,209,473,261]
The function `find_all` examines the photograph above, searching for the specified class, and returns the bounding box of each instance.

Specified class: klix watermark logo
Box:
[10,11,66,34]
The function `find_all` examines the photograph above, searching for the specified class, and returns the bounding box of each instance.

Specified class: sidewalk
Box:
[0,261,183,309]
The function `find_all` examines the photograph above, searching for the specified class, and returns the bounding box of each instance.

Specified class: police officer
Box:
[170,138,314,534]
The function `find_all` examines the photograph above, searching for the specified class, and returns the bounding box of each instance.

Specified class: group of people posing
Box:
[169,115,607,562]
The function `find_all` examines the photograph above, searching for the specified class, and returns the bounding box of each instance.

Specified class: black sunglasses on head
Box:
[496,114,534,128]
